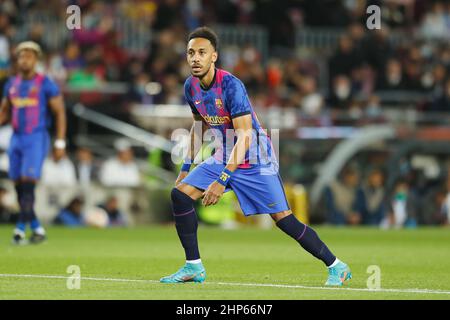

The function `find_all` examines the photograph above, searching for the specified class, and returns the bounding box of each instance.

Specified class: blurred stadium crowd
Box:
[1,0,450,111]
[0,0,450,227]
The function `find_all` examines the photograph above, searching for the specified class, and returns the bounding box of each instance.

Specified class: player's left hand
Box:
[202,181,226,206]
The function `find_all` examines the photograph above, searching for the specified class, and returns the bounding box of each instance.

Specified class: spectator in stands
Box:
[127,72,154,105]
[329,34,363,82]
[424,169,450,225]
[347,23,365,58]
[53,196,85,227]
[299,76,324,117]
[376,58,406,91]
[99,139,140,187]
[62,41,85,76]
[403,46,426,91]
[431,63,448,96]
[266,59,284,92]
[328,75,353,109]
[72,8,114,46]
[384,179,418,228]
[67,58,103,88]
[437,45,450,68]
[27,23,46,52]
[119,0,157,26]
[42,148,77,187]
[102,30,128,81]
[437,194,450,226]
[422,188,449,225]
[383,1,413,28]
[361,27,392,78]
[153,0,184,31]
[47,51,68,84]
[420,1,449,39]
[362,95,384,121]
[232,45,265,95]
[0,13,11,84]
[356,168,387,226]
[430,78,450,112]
[161,73,183,104]
[98,195,127,227]
[75,147,99,187]
[324,166,362,225]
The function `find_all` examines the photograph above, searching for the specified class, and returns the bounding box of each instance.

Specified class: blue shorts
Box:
[8,131,50,181]
[182,157,290,216]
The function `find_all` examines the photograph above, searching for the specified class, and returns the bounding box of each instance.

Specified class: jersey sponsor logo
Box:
[203,115,231,126]
[11,97,39,108]
[215,98,223,109]
[194,100,201,105]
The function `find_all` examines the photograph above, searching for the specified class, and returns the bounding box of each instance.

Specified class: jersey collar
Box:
[200,68,216,91]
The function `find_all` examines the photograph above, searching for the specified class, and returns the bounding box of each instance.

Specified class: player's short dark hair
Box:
[188,26,218,51]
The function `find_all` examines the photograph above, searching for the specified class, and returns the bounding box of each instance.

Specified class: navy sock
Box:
[171,188,200,261]
[15,184,26,232]
[19,182,40,231]
[276,214,336,266]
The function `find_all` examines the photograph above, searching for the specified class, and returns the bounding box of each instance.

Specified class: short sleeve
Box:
[43,76,60,99]
[184,79,200,115]
[224,77,252,118]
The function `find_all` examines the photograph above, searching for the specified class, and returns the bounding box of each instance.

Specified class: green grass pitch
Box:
[0,225,450,300]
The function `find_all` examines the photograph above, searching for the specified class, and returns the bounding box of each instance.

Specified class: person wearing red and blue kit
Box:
[0,41,67,245]
[160,27,352,286]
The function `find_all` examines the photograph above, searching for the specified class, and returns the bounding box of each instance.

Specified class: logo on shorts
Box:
[268,202,277,207]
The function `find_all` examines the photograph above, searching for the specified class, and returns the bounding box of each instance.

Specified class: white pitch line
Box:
[0,273,450,296]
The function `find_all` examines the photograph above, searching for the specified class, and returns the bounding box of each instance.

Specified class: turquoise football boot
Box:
[160,262,206,284]
[325,261,352,286]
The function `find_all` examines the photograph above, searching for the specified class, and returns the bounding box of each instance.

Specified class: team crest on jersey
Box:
[29,86,38,94]
[215,98,223,109]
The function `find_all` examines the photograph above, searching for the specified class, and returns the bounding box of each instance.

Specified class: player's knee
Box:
[20,177,37,183]
[171,188,195,214]
[171,187,193,205]
[271,210,292,222]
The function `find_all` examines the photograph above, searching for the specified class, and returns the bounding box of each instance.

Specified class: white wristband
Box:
[54,139,66,149]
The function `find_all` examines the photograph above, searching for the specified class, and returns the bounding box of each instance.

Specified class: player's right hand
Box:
[175,171,188,187]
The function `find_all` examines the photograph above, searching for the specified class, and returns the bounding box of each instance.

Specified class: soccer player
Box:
[0,41,67,245]
[160,27,352,286]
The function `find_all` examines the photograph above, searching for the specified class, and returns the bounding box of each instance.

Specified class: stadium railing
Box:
[17,13,268,62]
[72,104,177,186]
[16,12,152,55]
[213,24,269,64]
[295,27,414,53]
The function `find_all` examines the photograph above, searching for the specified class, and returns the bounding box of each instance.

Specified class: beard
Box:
[19,65,35,75]
[191,68,209,79]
